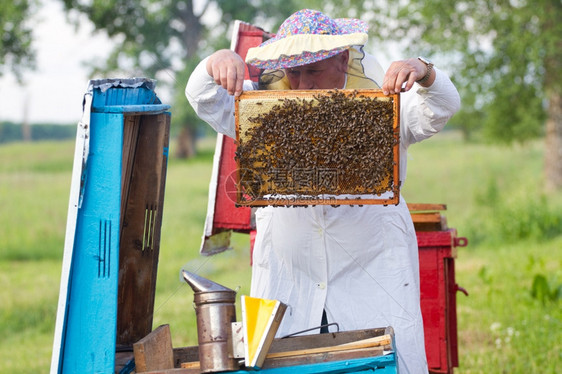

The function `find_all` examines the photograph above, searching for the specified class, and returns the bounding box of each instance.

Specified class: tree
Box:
[333,0,561,190]
[0,0,37,81]
[1,0,37,142]
[59,0,322,157]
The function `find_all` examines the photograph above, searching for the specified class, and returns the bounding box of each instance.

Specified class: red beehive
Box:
[410,204,468,374]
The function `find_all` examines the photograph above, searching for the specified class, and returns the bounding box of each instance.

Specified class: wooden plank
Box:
[411,212,442,223]
[173,346,198,369]
[117,113,170,346]
[409,204,448,231]
[59,112,125,373]
[134,325,175,373]
[171,327,389,364]
[172,328,393,372]
[144,368,198,374]
[407,203,447,211]
[411,212,448,231]
[417,230,456,248]
[177,347,393,373]
[266,334,391,359]
[178,346,391,371]
[150,353,397,373]
[50,107,91,373]
[262,346,386,370]
[120,115,141,232]
[180,361,200,369]
[115,351,135,373]
[269,327,388,353]
[336,334,392,348]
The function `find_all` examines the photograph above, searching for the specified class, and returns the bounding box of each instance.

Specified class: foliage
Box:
[0,122,76,144]
[169,56,209,139]
[0,0,37,81]
[60,0,312,76]
[404,132,562,246]
[467,178,562,245]
[456,240,562,373]
[329,0,561,144]
[531,274,562,304]
[60,0,562,187]
[58,0,323,141]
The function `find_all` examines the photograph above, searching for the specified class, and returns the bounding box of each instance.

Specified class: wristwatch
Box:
[417,56,434,84]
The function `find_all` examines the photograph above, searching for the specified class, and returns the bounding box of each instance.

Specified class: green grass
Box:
[454,239,562,373]
[0,141,75,261]
[1,134,561,373]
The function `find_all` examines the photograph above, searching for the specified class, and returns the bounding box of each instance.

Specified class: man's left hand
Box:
[382,58,435,95]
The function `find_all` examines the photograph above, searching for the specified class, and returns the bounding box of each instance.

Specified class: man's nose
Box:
[298,75,314,89]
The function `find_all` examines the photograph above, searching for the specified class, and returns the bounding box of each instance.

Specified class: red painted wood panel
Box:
[211,23,273,233]
[418,229,460,374]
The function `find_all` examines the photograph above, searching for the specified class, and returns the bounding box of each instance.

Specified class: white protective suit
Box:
[186,52,461,374]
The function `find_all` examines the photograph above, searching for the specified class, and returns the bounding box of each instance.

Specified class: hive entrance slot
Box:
[142,204,157,251]
[98,219,112,278]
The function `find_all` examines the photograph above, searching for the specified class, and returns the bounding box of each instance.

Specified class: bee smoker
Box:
[181,270,239,373]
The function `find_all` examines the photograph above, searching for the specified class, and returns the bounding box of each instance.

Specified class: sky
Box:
[0,0,116,124]
[0,1,399,125]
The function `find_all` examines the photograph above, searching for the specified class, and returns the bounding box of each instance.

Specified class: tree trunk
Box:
[544,91,562,191]
[175,125,196,159]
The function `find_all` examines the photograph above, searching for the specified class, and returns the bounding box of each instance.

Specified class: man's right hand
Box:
[206,49,246,96]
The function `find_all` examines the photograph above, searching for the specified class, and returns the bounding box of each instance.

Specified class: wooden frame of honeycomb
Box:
[234,89,400,206]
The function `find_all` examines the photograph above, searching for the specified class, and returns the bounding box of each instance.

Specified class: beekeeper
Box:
[186,9,460,374]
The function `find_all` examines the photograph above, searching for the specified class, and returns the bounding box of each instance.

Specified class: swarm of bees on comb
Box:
[235,89,400,206]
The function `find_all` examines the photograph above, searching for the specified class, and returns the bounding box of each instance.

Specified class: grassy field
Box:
[1,132,561,373]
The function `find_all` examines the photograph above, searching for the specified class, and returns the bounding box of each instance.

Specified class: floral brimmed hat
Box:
[245,9,368,70]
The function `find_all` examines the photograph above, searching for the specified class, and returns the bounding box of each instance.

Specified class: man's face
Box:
[285,50,349,90]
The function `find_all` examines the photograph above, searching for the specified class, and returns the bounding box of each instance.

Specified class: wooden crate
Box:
[124,326,397,374]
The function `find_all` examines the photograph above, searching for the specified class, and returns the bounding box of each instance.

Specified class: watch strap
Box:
[416,57,434,84]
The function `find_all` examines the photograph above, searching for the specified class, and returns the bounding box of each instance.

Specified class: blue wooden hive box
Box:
[51,78,171,374]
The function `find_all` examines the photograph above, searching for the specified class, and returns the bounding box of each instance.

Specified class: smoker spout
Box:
[181,269,235,293]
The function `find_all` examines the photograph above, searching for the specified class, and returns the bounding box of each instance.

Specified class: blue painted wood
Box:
[53,78,172,374]
[61,112,124,373]
[232,354,396,374]
[92,104,171,114]
[91,84,162,107]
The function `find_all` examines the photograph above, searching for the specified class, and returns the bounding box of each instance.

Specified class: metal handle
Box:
[455,284,469,296]
[454,237,468,247]
[281,322,341,339]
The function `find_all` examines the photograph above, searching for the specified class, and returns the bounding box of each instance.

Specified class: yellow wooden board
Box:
[241,295,286,368]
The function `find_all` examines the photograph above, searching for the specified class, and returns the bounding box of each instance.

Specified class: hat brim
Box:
[245,32,368,70]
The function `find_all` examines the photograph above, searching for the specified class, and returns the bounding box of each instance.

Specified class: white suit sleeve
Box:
[185,56,255,139]
[400,68,461,146]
